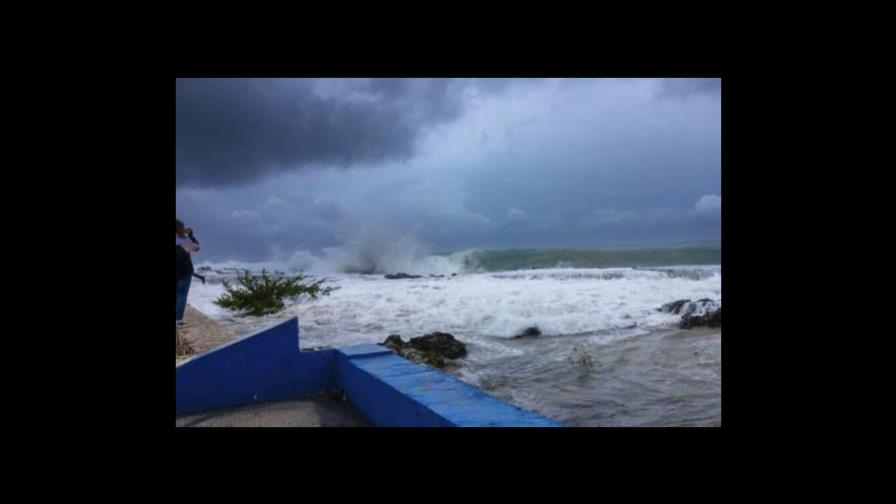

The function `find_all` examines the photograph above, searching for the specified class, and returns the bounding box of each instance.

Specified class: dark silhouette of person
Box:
[176,219,200,327]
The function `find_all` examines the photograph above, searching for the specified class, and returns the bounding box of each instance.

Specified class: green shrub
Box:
[214,269,336,317]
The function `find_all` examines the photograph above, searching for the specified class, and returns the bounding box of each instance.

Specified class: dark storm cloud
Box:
[176,78,484,187]
[177,79,721,261]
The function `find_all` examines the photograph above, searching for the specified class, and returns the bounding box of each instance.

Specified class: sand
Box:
[176,305,238,364]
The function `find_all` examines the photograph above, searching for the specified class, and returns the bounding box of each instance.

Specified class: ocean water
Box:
[188,245,721,427]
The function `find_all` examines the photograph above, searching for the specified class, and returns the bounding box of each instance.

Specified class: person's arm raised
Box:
[187,230,200,251]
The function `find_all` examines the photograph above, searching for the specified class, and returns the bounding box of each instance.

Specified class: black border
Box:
[98,57,763,457]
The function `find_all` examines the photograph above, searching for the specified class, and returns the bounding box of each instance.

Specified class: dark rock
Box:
[430,274,445,278]
[384,273,423,279]
[451,273,457,276]
[660,297,721,329]
[345,267,377,274]
[409,332,467,359]
[382,334,405,351]
[197,265,212,272]
[680,314,702,329]
[404,348,446,368]
[379,332,467,369]
[660,299,691,314]
[682,298,716,316]
[680,307,722,329]
[512,326,542,339]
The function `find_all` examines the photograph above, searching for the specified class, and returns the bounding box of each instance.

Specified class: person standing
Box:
[176,219,200,328]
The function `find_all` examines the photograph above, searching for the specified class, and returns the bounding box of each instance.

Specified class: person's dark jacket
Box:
[176,233,200,280]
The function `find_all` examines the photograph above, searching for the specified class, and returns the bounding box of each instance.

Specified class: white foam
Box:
[195,247,475,277]
[187,266,721,351]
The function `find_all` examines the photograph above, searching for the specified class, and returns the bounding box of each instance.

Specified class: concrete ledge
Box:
[337,344,394,358]
[337,348,560,427]
[176,318,337,417]
[336,351,453,427]
[176,316,561,427]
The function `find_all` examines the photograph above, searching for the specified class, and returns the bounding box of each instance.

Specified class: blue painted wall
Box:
[337,348,454,427]
[176,317,561,426]
[175,318,338,416]
[336,345,560,427]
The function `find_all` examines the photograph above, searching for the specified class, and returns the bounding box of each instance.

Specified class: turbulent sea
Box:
[189,243,722,427]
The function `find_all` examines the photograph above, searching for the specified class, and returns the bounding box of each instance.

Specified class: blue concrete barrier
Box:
[176,318,338,416]
[336,345,560,427]
[176,317,561,426]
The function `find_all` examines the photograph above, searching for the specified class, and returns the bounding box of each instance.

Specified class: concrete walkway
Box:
[176,307,369,427]
[176,394,370,427]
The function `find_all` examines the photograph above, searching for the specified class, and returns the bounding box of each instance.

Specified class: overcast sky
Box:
[176,78,721,262]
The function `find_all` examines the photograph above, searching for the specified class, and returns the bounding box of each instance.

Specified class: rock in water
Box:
[660,299,691,314]
[512,326,542,339]
[660,298,721,329]
[403,348,446,368]
[378,332,467,368]
[409,332,468,359]
[680,307,722,329]
[384,273,423,279]
[681,298,717,317]
[382,334,405,351]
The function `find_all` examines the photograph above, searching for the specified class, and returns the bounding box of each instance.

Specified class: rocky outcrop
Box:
[659,298,722,329]
[384,273,423,279]
[382,334,404,351]
[659,299,691,314]
[512,326,542,339]
[681,307,721,329]
[409,332,467,359]
[380,332,468,369]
